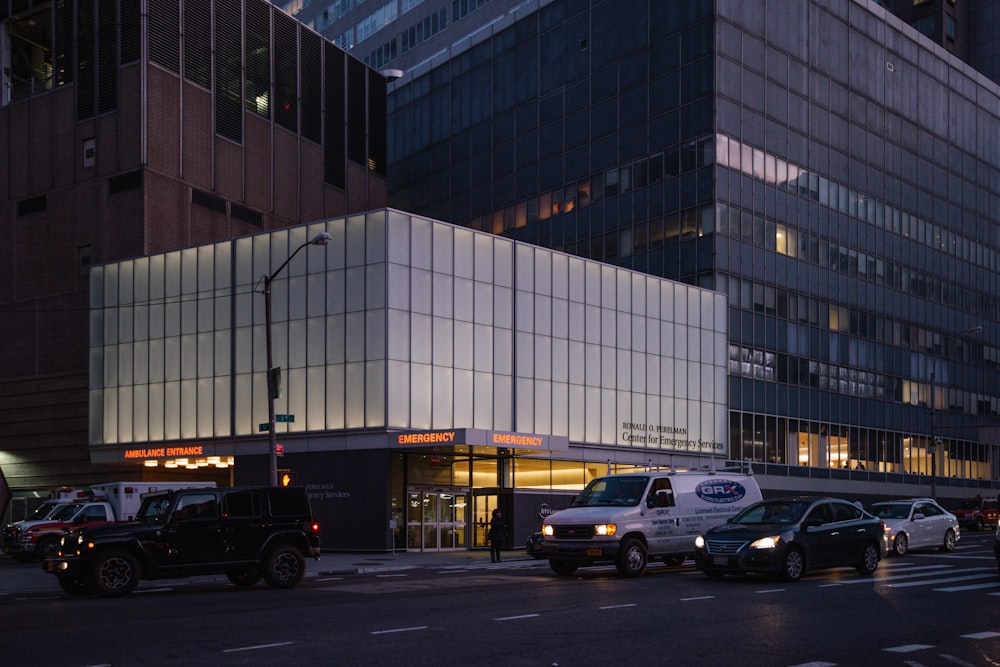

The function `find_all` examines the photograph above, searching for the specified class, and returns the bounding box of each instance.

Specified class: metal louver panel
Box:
[300,30,321,144]
[323,42,346,189]
[148,0,180,72]
[274,10,298,133]
[244,0,270,117]
[214,0,242,142]
[184,0,211,87]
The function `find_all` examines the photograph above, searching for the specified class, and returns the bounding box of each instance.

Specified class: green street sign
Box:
[259,423,270,432]
[276,414,295,423]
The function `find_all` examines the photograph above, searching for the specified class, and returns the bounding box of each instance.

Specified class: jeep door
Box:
[160,492,227,566]
[220,489,268,561]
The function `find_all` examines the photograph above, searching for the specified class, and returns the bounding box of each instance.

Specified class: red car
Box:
[950,497,999,532]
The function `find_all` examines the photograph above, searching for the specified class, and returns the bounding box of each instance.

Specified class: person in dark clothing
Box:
[488,508,506,562]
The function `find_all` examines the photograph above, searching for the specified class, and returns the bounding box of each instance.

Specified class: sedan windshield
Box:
[732,500,812,525]
[570,476,649,507]
[871,504,910,520]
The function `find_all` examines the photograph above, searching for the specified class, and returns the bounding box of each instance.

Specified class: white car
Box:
[869,498,959,556]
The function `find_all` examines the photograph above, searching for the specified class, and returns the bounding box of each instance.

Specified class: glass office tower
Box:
[386,0,1000,498]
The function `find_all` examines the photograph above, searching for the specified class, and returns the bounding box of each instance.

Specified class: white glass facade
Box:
[89,209,728,462]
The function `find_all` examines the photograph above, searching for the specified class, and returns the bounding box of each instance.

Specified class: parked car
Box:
[950,496,999,532]
[525,531,546,559]
[693,497,887,582]
[43,486,320,597]
[869,498,959,556]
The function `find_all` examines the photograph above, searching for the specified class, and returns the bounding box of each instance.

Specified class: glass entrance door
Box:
[406,489,468,551]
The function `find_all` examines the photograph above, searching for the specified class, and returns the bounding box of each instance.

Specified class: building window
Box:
[912,15,935,37]
[83,138,96,168]
[945,14,957,40]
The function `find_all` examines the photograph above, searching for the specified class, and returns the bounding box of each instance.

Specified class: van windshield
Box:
[570,476,649,508]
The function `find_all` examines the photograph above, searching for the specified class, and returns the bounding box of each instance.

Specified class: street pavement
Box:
[0,548,538,597]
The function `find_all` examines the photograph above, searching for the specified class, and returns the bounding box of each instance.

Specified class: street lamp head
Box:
[311,232,332,246]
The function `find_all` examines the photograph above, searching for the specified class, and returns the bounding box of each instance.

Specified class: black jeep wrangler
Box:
[43,486,320,597]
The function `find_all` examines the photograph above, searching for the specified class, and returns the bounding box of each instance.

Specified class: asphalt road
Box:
[1,533,998,666]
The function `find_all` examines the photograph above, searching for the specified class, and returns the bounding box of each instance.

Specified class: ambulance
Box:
[540,466,762,577]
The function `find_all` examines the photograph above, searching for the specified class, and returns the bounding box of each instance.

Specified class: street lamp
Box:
[928,326,983,499]
[261,231,331,486]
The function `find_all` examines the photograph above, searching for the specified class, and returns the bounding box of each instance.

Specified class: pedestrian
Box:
[488,508,506,563]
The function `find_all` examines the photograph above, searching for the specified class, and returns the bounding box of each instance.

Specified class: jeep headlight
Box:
[749,535,780,550]
[594,523,617,537]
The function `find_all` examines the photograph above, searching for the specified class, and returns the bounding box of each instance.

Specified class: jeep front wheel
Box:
[91,549,140,597]
[261,544,305,589]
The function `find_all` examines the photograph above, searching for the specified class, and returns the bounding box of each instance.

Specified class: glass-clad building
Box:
[89,209,729,550]
[386,0,1000,499]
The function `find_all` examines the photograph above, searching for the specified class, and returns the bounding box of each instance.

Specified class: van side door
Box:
[646,477,678,555]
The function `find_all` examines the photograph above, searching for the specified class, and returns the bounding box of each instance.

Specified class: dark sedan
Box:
[693,497,887,581]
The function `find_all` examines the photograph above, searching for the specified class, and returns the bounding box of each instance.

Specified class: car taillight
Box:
[311,523,320,534]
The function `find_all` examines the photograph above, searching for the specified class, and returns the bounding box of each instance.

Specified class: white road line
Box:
[962,631,1000,639]
[888,573,997,588]
[223,642,295,653]
[680,595,715,601]
[599,603,637,610]
[883,644,933,653]
[787,662,836,667]
[495,614,540,621]
[934,581,1000,592]
[375,573,408,578]
[314,577,343,582]
[370,626,428,635]
[833,566,989,585]
[756,588,785,594]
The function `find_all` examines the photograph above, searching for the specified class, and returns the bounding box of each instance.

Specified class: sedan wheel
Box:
[856,543,880,575]
[940,528,956,552]
[893,532,908,556]
[780,548,804,582]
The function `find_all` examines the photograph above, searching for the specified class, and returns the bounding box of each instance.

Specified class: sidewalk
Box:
[315,548,533,575]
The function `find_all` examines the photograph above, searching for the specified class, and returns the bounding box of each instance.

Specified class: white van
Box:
[540,467,762,577]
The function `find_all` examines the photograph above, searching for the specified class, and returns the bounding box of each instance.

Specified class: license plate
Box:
[712,555,728,566]
[586,547,603,557]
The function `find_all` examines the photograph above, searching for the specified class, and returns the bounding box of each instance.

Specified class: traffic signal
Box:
[279,469,295,487]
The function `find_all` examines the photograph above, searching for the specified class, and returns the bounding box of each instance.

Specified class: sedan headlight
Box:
[542,525,554,536]
[749,535,781,550]
[594,524,617,537]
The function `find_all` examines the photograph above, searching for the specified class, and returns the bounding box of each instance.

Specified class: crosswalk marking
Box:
[887,573,997,588]
[934,580,1000,592]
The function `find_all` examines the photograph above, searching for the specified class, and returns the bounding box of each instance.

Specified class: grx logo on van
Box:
[695,479,747,504]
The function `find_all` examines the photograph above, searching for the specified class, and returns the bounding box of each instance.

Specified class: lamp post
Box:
[928,326,983,500]
[929,371,937,500]
[261,231,331,486]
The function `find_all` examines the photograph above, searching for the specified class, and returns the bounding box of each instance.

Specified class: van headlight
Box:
[694,535,705,549]
[594,524,617,536]
[542,525,554,536]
